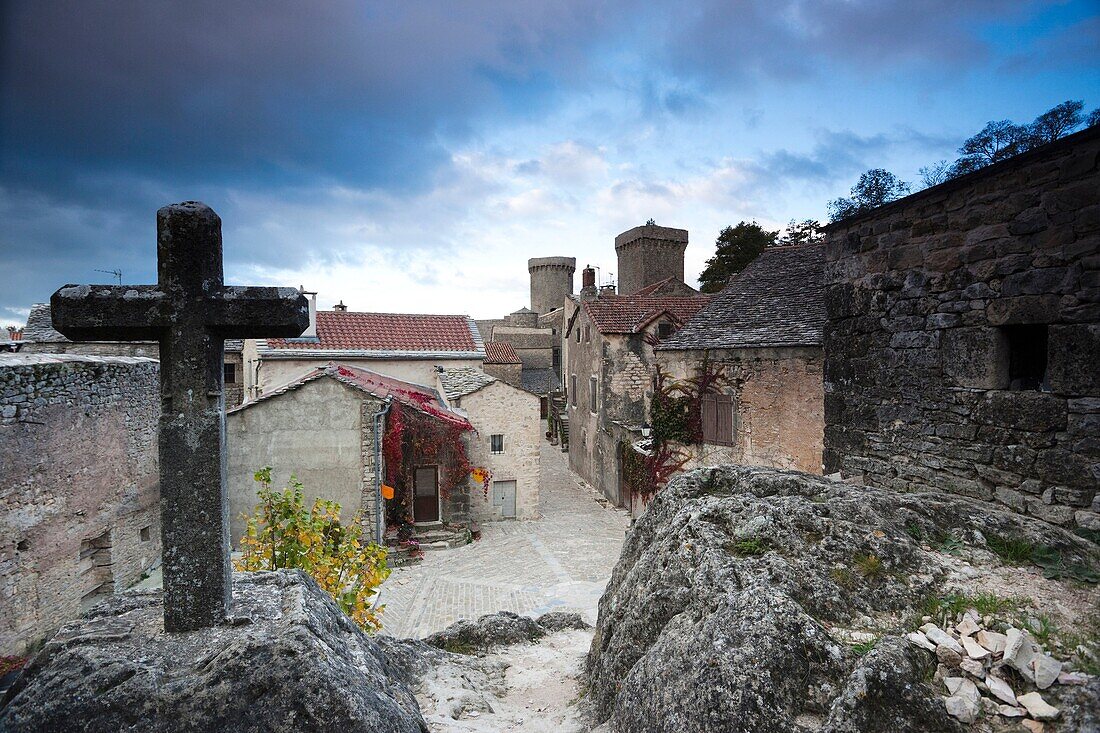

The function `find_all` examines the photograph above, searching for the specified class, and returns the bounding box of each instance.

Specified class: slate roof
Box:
[261,311,483,358]
[520,367,561,395]
[658,244,825,351]
[578,294,711,335]
[630,277,699,297]
[230,362,472,428]
[437,366,498,400]
[484,341,521,364]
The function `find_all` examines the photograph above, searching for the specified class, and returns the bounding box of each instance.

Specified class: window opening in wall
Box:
[223,363,236,384]
[140,525,151,542]
[589,376,598,413]
[1002,325,1049,391]
[571,375,577,406]
[657,322,675,340]
[552,347,561,370]
[79,530,114,613]
[701,393,736,446]
[576,328,581,343]
[584,325,591,342]
[490,434,505,454]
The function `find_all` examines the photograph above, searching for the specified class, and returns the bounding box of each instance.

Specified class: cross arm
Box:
[51,284,170,341]
[208,286,310,339]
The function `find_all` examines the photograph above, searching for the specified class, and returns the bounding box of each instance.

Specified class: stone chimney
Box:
[299,286,318,339]
[333,300,347,312]
[580,265,597,299]
[614,224,688,296]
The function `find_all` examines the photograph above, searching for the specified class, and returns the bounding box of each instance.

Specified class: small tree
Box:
[236,468,391,632]
[1089,108,1100,128]
[918,160,953,188]
[1029,100,1085,144]
[698,221,778,293]
[777,219,823,247]
[828,169,910,221]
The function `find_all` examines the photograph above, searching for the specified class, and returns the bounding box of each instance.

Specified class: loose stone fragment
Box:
[985,673,1018,706]
[906,631,937,652]
[959,658,986,679]
[1021,721,1044,733]
[957,617,980,637]
[943,677,982,724]
[976,629,1008,654]
[1004,628,1042,681]
[1017,691,1060,720]
[961,635,991,660]
[1028,653,1062,690]
[1056,671,1089,685]
[937,645,963,668]
[998,704,1027,717]
[922,624,965,654]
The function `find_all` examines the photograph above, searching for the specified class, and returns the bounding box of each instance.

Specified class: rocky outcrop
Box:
[423,610,590,654]
[0,571,426,733]
[585,465,1099,732]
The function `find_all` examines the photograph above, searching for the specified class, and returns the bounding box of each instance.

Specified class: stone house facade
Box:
[227,363,480,546]
[437,367,542,520]
[1,354,161,655]
[482,340,523,388]
[823,125,1100,531]
[656,244,826,478]
[564,289,710,506]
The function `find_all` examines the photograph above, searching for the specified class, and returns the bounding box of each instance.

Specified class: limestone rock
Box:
[958,658,985,679]
[976,629,1008,654]
[985,672,1018,706]
[535,611,592,632]
[943,677,981,723]
[998,704,1027,717]
[1021,720,1044,733]
[1017,691,1060,720]
[1028,652,1063,690]
[922,624,965,655]
[906,631,937,652]
[960,635,990,660]
[0,571,426,733]
[423,611,545,653]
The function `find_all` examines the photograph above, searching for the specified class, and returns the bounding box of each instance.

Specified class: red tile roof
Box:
[484,341,521,364]
[580,295,711,335]
[229,362,472,429]
[264,311,480,353]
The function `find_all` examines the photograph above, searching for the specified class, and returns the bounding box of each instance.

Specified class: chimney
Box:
[333,300,347,312]
[580,265,597,299]
[299,286,318,339]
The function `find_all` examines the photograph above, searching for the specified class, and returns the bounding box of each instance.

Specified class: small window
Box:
[584,325,591,342]
[576,328,581,343]
[223,363,236,384]
[552,347,561,370]
[1002,325,1049,391]
[589,376,598,413]
[140,526,151,542]
[571,375,577,406]
[701,393,735,446]
[657,322,675,340]
[490,434,505,454]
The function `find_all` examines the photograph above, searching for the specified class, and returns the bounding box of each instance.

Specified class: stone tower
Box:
[528,256,576,314]
[614,224,688,296]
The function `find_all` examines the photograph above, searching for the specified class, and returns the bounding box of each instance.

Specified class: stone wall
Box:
[614,224,688,296]
[528,256,576,315]
[227,377,366,544]
[657,347,825,475]
[224,351,244,409]
[20,341,159,358]
[823,127,1100,530]
[0,354,160,655]
[456,380,542,520]
[483,361,523,388]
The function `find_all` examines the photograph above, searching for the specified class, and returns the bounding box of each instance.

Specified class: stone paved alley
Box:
[379,442,630,639]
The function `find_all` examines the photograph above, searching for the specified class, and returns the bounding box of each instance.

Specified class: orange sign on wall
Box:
[381,484,395,500]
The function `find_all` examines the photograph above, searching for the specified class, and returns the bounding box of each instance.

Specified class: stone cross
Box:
[51,202,309,632]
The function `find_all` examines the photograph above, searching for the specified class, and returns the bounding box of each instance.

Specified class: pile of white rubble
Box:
[906,609,1092,731]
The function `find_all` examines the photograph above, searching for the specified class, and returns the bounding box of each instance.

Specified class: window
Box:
[701,393,735,446]
[589,376,598,413]
[490,434,505,454]
[584,325,591,342]
[223,363,236,384]
[576,328,581,343]
[140,526,151,542]
[657,322,675,340]
[571,375,577,406]
[552,347,561,370]
[1002,325,1049,391]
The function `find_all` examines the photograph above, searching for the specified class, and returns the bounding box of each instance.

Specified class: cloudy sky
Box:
[1,1,1097,324]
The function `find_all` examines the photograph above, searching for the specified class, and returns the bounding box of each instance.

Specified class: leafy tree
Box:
[777,219,823,247]
[1087,107,1100,128]
[827,169,911,222]
[955,120,1031,173]
[1029,100,1084,144]
[698,221,777,293]
[919,160,953,188]
[236,468,391,632]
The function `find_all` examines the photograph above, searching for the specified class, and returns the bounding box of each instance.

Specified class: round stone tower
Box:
[614,224,688,296]
[528,256,576,315]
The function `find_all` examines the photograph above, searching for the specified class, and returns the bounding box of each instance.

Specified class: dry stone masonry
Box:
[1,354,160,655]
[823,127,1100,530]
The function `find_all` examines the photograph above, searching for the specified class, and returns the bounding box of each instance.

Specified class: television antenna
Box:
[94,268,123,285]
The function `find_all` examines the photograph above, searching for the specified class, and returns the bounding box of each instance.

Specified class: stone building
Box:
[823,125,1100,530]
[243,300,485,400]
[656,244,826,479]
[437,366,542,520]
[226,363,476,546]
[1,354,161,655]
[563,275,710,505]
[615,224,689,296]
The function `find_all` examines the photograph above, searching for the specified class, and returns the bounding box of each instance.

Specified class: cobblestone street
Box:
[379,441,630,639]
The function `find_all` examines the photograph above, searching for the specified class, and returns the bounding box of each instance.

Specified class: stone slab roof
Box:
[437,366,498,400]
[0,353,158,368]
[658,244,825,351]
[520,367,560,395]
[578,294,711,335]
[631,277,699,297]
[261,311,484,358]
[484,341,521,364]
[230,362,471,429]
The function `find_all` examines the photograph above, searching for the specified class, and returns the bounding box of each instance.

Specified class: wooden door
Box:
[413,466,440,523]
